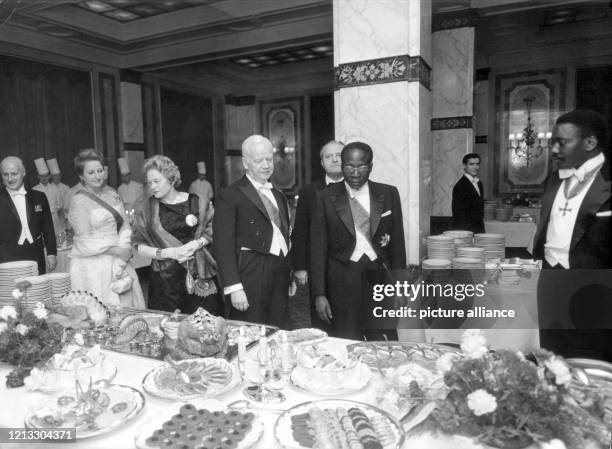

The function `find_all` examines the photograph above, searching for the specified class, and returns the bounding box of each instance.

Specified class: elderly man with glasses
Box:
[310,141,406,340]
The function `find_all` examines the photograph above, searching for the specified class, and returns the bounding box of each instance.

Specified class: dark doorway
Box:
[576,65,612,156]
[160,88,214,188]
[309,94,334,183]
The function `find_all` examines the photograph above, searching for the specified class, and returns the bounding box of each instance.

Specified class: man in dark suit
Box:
[213,135,291,327]
[451,153,485,233]
[291,140,344,329]
[311,141,406,339]
[532,109,611,360]
[0,156,57,274]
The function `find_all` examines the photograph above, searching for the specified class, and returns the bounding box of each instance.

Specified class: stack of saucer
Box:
[457,246,486,262]
[47,272,71,309]
[495,207,512,221]
[422,259,452,282]
[0,260,38,306]
[484,201,498,221]
[13,275,52,311]
[498,263,521,285]
[426,235,455,260]
[474,233,506,261]
[443,230,474,248]
[452,257,485,283]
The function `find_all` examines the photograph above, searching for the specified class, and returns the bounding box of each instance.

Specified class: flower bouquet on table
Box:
[0,292,65,388]
[430,330,610,449]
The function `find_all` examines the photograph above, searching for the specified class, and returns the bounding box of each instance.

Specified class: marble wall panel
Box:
[432,28,474,118]
[432,128,474,216]
[224,104,256,149]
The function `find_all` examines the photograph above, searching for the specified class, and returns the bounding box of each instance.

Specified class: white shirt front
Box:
[118,180,144,211]
[544,153,605,268]
[346,181,378,262]
[8,186,34,245]
[325,175,343,186]
[463,173,481,196]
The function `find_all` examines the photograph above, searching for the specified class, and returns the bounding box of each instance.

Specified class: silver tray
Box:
[346,341,459,370]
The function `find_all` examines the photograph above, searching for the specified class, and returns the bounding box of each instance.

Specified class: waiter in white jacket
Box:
[117,157,144,213]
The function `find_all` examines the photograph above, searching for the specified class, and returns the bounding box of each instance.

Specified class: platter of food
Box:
[274,399,405,449]
[347,341,459,370]
[142,357,241,401]
[24,382,145,439]
[273,328,327,346]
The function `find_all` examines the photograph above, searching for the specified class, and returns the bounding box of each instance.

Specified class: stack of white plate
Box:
[13,275,52,311]
[47,272,71,309]
[426,235,455,260]
[495,207,512,221]
[453,257,486,284]
[457,246,486,262]
[498,263,521,285]
[453,257,485,269]
[422,259,452,270]
[474,233,506,261]
[422,258,452,282]
[484,201,498,221]
[0,260,38,306]
[443,230,474,245]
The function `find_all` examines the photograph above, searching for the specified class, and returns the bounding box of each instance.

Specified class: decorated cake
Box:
[174,308,227,359]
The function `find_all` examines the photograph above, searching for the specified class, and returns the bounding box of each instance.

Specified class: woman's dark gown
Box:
[148,194,221,314]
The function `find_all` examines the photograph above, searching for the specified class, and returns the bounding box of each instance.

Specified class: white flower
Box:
[24,367,47,391]
[15,324,29,336]
[0,305,17,321]
[516,350,526,361]
[461,329,488,359]
[540,439,567,449]
[33,303,48,320]
[452,435,485,449]
[467,389,497,416]
[185,214,198,227]
[436,352,457,373]
[11,288,23,300]
[74,333,84,346]
[0,322,7,334]
[544,357,572,386]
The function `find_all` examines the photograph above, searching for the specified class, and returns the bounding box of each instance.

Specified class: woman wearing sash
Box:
[68,149,145,308]
[133,155,221,314]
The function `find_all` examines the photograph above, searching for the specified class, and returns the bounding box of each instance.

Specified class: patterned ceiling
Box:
[76,0,221,22]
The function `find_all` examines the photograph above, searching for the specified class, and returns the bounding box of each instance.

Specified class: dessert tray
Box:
[134,399,264,449]
[274,399,405,449]
[24,382,145,439]
[142,357,241,401]
[346,341,459,370]
[272,328,327,345]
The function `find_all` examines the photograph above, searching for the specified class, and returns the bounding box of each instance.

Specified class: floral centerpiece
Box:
[0,287,65,388]
[431,330,610,449]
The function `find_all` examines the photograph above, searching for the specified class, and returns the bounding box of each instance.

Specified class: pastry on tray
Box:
[174,307,227,358]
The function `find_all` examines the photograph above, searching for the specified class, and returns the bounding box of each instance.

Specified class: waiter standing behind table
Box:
[291,140,344,330]
[213,135,292,328]
[533,109,612,360]
[189,162,214,203]
[310,142,406,340]
[0,156,57,274]
[451,153,485,233]
[117,157,144,213]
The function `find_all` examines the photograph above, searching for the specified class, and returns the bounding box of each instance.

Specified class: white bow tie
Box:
[8,187,26,197]
[258,182,273,190]
[559,168,583,182]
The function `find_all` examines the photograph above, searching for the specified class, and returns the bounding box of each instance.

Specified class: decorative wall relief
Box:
[495,69,567,194]
[260,97,303,194]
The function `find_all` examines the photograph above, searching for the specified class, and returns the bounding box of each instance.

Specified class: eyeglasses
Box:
[342,164,371,173]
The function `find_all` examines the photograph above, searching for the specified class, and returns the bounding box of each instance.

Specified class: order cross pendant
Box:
[559,201,572,216]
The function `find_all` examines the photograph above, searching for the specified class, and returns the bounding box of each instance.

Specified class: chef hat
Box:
[34,158,49,176]
[46,158,61,175]
[196,161,206,174]
[117,157,130,175]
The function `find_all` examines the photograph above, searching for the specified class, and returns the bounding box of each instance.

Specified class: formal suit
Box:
[534,159,612,360]
[311,181,406,339]
[0,186,57,274]
[213,175,291,327]
[451,175,485,233]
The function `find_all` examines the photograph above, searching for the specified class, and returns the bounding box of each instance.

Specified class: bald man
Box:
[0,157,57,274]
[213,135,292,327]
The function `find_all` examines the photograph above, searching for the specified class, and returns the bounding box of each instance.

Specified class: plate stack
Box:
[474,233,506,261]
[456,246,486,262]
[495,207,512,221]
[422,258,452,282]
[443,230,474,251]
[0,260,38,306]
[452,257,485,284]
[426,235,455,261]
[13,275,52,311]
[47,273,71,309]
[484,201,498,221]
[498,264,521,285]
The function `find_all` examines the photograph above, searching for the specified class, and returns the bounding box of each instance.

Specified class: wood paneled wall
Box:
[0,55,94,187]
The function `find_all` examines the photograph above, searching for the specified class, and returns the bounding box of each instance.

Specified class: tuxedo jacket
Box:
[212,175,291,288]
[533,161,611,269]
[0,186,57,258]
[291,178,327,272]
[451,175,485,234]
[310,181,406,297]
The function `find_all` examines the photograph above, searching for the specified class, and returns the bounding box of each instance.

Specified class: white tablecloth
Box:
[485,220,537,249]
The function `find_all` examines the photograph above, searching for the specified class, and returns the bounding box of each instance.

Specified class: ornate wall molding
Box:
[431,116,473,131]
[335,55,431,90]
[432,9,478,32]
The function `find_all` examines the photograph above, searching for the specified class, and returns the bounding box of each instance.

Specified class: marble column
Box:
[333,0,432,265]
[431,10,477,217]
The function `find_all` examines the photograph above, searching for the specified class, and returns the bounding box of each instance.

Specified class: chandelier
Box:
[508,95,551,168]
